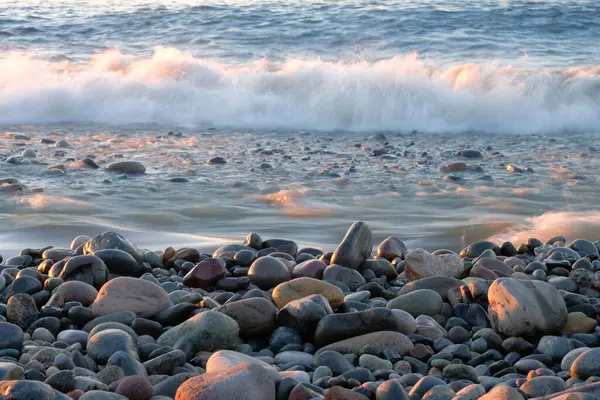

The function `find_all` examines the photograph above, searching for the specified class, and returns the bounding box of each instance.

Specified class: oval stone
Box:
[92,277,170,318]
[272,277,344,309]
[248,257,291,290]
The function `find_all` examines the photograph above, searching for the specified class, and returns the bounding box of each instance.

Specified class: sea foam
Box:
[1,47,599,134]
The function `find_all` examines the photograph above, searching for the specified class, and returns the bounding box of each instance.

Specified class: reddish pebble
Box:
[115,376,153,400]
[292,259,327,279]
[68,390,84,400]
[183,258,227,288]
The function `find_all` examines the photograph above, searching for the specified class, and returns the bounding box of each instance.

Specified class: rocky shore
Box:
[1,222,600,399]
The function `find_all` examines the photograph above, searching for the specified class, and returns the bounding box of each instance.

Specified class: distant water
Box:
[1,0,600,255]
[0,0,599,134]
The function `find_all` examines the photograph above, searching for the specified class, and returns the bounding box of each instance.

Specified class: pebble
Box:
[0,223,599,400]
[106,161,146,174]
[216,297,277,338]
[488,278,568,336]
[330,221,373,269]
[92,277,170,318]
[272,277,344,309]
[157,310,239,352]
[387,289,443,317]
[404,248,463,279]
[115,376,153,400]
[87,329,139,363]
[314,307,411,347]
[248,256,291,290]
[175,363,276,400]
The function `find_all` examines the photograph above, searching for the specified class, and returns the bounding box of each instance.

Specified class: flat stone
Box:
[80,391,129,400]
[157,310,239,352]
[314,308,412,347]
[213,244,256,259]
[92,277,170,318]
[405,249,463,279]
[106,161,146,174]
[359,354,392,371]
[174,363,276,400]
[398,276,464,300]
[315,331,413,356]
[362,258,398,280]
[83,311,137,332]
[143,350,186,375]
[387,289,443,317]
[206,350,279,381]
[272,277,344,309]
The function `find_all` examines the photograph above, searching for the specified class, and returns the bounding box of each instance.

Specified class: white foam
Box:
[487,210,600,245]
[1,47,600,133]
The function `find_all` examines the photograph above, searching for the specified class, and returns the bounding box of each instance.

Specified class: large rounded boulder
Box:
[92,277,170,318]
[488,278,568,337]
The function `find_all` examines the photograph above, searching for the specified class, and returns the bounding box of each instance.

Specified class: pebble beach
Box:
[0,223,600,399]
[3,0,600,399]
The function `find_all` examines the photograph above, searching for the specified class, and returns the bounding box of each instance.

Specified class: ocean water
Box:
[1,0,600,255]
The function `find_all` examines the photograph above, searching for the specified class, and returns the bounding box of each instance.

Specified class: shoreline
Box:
[0,222,600,399]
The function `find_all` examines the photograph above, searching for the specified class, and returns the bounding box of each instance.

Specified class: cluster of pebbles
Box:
[1,222,600,400]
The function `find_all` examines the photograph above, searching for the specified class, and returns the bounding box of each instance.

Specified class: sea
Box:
[1,0,600,255]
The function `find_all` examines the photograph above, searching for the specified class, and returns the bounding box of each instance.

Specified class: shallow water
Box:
[1,1,599,255]
[2,126,600,256]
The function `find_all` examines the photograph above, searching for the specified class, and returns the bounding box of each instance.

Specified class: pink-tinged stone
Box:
[67,390,85,400]
[293,259,327,279]
[183,258,227,288]
[115,376,153,400]
[377,237,407,261]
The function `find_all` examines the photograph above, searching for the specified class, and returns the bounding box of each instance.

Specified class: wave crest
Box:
[1,47,600,134]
